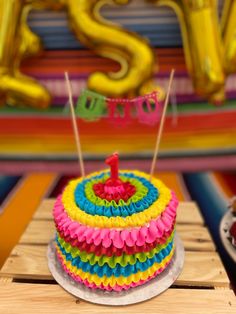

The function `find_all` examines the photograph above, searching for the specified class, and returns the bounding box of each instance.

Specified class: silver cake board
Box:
[47,233,185,306]
[220,210,236,263]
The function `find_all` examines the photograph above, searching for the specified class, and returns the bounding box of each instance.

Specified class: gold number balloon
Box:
[19,3,47,65]
[221,0,236,74]
[0,0,233,107]
[20,1,66,59]
[0,0,52,108]
[0,0,162,106]
[66,0,162,97]
[149,0,225,102]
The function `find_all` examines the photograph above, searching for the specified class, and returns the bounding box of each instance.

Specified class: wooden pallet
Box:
[0,199,235,313]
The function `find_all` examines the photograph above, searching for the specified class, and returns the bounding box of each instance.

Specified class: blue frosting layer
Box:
[74,172,158,218]
[56,238,173,278]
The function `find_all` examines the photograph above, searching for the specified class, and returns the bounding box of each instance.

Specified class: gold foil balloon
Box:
[0,0,230,107]
[0,0,52,108]
[19,4,43,60]
[30,0,66,10]
[149,0,225,102]
[20,1,66,59]
[221,0,236,74]
[139,79,165,101]
[66,0,162,97]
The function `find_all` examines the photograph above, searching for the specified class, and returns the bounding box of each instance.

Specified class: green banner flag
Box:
[75,90,106,121]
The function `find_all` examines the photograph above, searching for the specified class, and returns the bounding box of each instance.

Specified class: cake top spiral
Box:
[58,154,176,230]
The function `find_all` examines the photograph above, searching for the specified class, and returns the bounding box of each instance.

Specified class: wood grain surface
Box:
[0,284,235,314]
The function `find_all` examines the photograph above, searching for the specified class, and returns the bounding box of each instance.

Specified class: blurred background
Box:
[0,0,235,290]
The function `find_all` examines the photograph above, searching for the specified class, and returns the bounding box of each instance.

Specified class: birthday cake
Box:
[53,154,178,292]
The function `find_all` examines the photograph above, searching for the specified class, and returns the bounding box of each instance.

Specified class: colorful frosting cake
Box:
[53,154,178,291]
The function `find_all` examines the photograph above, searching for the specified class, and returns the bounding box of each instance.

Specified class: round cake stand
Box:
[220,210,236,263]
[47,233,185,306]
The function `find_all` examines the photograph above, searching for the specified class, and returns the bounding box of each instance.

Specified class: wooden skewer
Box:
[64,72,85,178]
[149,69,175,181]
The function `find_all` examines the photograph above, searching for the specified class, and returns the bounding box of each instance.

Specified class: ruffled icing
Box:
[56,239,173,278]
[57,230,174,268]
[74,171,158,217]
[61,170,172,228]
[58,223,175,256]
[54,192,177,249]
[93,180,136,202]
[82,171,149,206]
[56,246,174,287]
[58,252,172,291]
[53,169,179,291]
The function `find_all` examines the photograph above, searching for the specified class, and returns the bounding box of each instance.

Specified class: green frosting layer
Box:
[57,230,175,268]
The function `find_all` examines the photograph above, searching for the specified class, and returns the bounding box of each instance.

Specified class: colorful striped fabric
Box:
[0,176,20,209]
[0,0,236,163]
[23,0,235,104]
[1,102,236,165]
[19,48,236,105]
[27,0,223,49]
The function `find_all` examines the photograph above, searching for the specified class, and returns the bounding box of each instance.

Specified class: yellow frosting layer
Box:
[62,170,171,228]
[57,245,174,287]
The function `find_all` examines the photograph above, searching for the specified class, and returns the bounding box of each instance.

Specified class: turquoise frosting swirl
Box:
[74,172,159,218]
[56,237,173,278]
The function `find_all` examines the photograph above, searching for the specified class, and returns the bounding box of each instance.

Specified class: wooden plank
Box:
[33,199,54,220]
[19,220,55,245]
[33,199,204,225]
[178,251,229,287]
[177,201,203,225]
[176,224,215,251]
[0,245,229,288]
[0,277,12,284]
[0,283,235,314]
[19,219,215,251]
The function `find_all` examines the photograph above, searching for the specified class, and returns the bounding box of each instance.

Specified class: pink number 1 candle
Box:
[105,153,119,183]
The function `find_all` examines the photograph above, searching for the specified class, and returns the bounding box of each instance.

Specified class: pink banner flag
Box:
[107,98,134,126]
[136,92,161,126]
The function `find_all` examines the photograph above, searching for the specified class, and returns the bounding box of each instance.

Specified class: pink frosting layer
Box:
[53,192,178,249]
[57,250,172,292]
[58,223,175,256]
